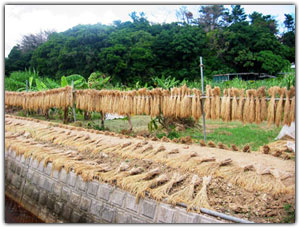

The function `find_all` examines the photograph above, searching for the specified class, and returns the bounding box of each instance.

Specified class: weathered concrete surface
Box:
[5,148,224,223]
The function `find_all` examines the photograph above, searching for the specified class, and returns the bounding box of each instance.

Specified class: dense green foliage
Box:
[5,6,295,86]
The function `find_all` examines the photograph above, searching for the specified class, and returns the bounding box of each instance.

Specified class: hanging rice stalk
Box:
[224,88,232,122]
[181,87,192,118]
[243,90,251,123]
[191,89,202,121]
[220,89,227,121]
[231,89,239,120]
[283,88,291,125]
[275,88,286,127]
[204,85,212,119]
[249,89,256,123]
[289,86,295,125]
[267,87,280,126]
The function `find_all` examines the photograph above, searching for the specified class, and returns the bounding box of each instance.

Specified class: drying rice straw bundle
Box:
[204,85,212,119]
[215,87,221,120]
[188,176,212,212]
[168,174,201,207]
[231,89,239,120]
[143,90,150,115]
[224,88,232,122]
[289,86,295,125]
[243,90,251,123]
[151,88,161,117]
[191,89,198,120]
[267,87,279,126]
[220,89,227,120]
[176,86,184,118]
[249,89,256,123]
[237,89,244,122]
[150,172,187,201]
[169,87,178,117]
[120,167,161,192]
[210,88,217,120]
[259,87,267,121]
[161,90,170,116]
[181,87,192,118]
[283,88,291,125]
[255,87,264,124]
[275,88,286,127]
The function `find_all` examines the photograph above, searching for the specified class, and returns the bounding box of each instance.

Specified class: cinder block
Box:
[20,155,26,164]
[5,169,13,183]
[131,217,146,223]
[68,171,77,187]
[90,200,103,216]
[125,194,139,212]
[53,184,62,197]
[24,182,33,197]
[21,167,28,178]
[54,201,64,215]
[38,176,45,188]
[101,206,115,223]
[80,196,91,211]
[70,192,81,206]
[70,210,81,223]
[76,176,87,192]
[15,165,22,175]
[32,172,40,185]
[44,163,52,176]
[115,210,130,223]
[97,184,113,201]
[157,204,176,223]
[142,199,157,219]
[174,210,198,223]
[37,161,44,172]
[52,170,59,179]
[61,187,71,201]
[47,195,55,210]
[11,174,21,189]
[110,189,126,207]
[42,178,53,191]
[26,169,34,181]
[10,162,16,172]
[62,205,72,220]
[59,169,68,183]
[87,181,99,196]
[32,187,40,202]
[39,190,48,206]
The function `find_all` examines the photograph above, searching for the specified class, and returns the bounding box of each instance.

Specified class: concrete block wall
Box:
[5,148,223,223]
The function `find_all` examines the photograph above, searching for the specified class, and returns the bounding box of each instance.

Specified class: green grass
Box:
[14,110,281,151]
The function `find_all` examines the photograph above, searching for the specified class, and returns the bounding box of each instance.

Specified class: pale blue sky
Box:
[5,4,295,57]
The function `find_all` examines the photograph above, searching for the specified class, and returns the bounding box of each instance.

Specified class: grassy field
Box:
[16,110,281,151]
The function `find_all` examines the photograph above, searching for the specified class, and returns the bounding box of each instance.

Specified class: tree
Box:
[249,11,278,34]
[284,14,295,32]
[20,30,55,53]
[198,5,227,32]
[176,6,194,25]
[231,5,247,23]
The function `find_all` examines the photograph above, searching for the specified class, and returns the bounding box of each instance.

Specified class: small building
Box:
[213,73,276,82]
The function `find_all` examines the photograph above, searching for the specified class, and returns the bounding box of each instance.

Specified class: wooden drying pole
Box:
[200,56,207,142]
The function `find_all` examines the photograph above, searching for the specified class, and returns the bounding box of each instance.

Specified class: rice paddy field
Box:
[5,114,295,223]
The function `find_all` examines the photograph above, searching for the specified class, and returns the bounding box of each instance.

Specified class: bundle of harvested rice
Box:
[259,87,267,121]
[283,88,291,125]
[243,90,251,123]
[169,87,178,117]
[168,174,201,206]
[175,86,183,118]
[181,87,192,118]
[267,87,280,126]
[188,176,212,211]
[204,85,212,119]
[150,173,187,201]
[255,88,262,124]
[210,88,217,120]
[242,145,251,153]
[207,141,216,148]
[275,88,286,127]
[231,88,239,120]
[218,142,229,150]
[231,144,239,151]
[191,89,202,121]
[289,86,295,125]
[224,88,231,122]
[249,89,256,123]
